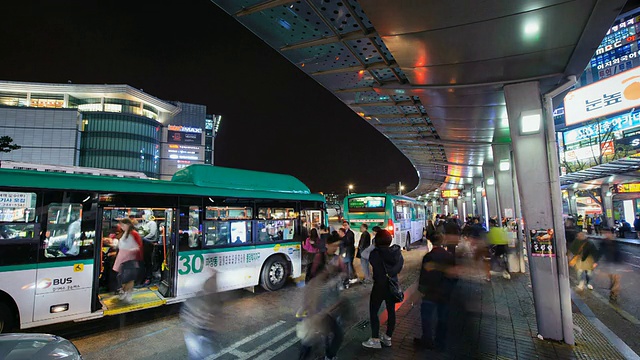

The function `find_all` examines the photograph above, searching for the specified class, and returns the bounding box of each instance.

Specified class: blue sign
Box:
[563,109,640,144]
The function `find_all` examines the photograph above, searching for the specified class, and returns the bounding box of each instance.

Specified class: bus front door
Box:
[158,208,177,297]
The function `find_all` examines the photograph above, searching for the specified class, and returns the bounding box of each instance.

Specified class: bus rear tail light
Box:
[387,219,394,234]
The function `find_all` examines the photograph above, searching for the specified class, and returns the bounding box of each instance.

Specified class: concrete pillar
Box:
[601,184,613,228]
[567,189,578,216]
[482,164,500,220]
[493,144,522,273]
[465,189,473,220]
[511,156,526,273]
[505,81,572,343]
[447,198,454,215]
[473,177,483,217]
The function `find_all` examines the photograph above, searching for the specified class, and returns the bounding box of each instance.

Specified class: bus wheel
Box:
[405,233,411,251]
[261,256,288,291]
[0,303,15,333]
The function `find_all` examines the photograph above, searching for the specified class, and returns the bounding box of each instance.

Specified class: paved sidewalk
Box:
[587,233,640,246]
[337,258,630,360]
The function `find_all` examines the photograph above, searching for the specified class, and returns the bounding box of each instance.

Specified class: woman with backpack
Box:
[112,218,143,302]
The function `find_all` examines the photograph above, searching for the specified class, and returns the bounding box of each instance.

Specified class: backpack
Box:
[131,230,144,261]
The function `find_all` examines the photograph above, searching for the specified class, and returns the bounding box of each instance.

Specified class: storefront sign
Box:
[441,189,460,198]
[564,66,640,126]
[563,141,614,162]
[616,183,640,193]
[530,229,556,258]
[563,109,640,144]
[167,125,202,133]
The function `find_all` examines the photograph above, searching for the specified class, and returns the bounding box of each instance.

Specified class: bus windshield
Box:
[348,196,385,213]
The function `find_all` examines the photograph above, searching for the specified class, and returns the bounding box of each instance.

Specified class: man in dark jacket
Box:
[338,227,357,287]
[356,223,372,284]
[414,233,455,350]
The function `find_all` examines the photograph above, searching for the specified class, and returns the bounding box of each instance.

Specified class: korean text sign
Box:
[564,66,640,126]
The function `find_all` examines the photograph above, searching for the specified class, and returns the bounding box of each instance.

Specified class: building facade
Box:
[0,81,221,179]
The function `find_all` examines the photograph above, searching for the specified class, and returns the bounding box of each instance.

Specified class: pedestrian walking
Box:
[599,233,625,302]
[565,218,577,249]
[362,230,404,349]
[298,236,350,360]
[568,232,600,291]
[356,223,372,284]
[487,218,510,280]
[182,271,237,360]
[470,218,491,282]
[586,215,593,235]
[414,233,455,351]
[425,220,436,242]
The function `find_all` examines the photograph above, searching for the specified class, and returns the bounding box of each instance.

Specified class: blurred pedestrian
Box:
[565,218,577,249]
[111,218,143,302]
[586,215,593,235]
[471,218,491,282]
[568,232,599,291]
[181,272,224,359]
[362,230,404,349]
[599,233,625,302]
[298,236,349,360]
[414,233,455,350]
[303,228,321,283]
[425,220,436,242]
[487,218,510,280]
[635,214,640,239]
[356,223,372,284]
[444,217,461,262]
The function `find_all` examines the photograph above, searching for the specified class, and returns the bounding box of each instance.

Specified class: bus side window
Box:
[0,191,39,266]
[40,191,96,261]
[179,205,201,251]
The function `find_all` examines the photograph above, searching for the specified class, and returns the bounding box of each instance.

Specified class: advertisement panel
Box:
[563,108,640,145]
[167,130,202,145]
[563,141,614,162]
[564,66,640,126]
[616,183,640,193]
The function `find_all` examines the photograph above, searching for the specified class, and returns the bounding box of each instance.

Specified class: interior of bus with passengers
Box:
[0,165,325,331]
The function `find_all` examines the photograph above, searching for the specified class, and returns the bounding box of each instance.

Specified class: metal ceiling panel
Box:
[211,0,625,196]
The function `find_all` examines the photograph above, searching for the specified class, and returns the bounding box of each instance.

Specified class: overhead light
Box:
[606,191,612,197]
[499,160,510,172]
[465,191,471,197]
[524,22,540,36]
[487,178,495,186]
[520,110,542,135]
[476,186,483,192]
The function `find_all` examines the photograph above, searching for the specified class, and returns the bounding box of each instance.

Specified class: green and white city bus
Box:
[0,165,325,332]
[343,193,426,250]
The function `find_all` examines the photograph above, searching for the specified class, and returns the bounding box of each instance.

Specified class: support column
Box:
[447,198,454,215]
[511,156,526,273]
[567,189,578,216]
[493,144,522,273]
[465,189,473,221]
[505,81,572,343]
[601,184,614,228]
[473,177,483,218]
[482,164,500,220]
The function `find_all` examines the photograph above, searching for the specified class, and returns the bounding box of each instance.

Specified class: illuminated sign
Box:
[441,189,460,198]
[168,130,202,145]
[564,66,640,126]
[563,108,640,144]
[167,125,202,133]
[563,141,614,162]
[616,183,640,193]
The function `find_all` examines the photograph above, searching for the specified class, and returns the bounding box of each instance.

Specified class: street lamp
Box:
[348,184,354,195]
[399,185,405,195]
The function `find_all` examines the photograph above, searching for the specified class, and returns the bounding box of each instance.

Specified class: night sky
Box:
[0,0,417,194]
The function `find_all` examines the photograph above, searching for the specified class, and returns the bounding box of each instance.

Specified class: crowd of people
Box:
[179,212,631,360]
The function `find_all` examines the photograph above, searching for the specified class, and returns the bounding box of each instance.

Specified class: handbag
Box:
[381,259,404,303]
